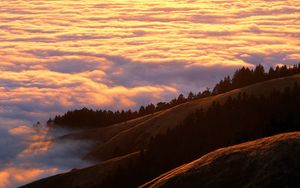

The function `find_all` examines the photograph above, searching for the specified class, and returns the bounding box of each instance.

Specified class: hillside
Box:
[22,73,300,188]
[66,74,300,160]
[141,132,300,188]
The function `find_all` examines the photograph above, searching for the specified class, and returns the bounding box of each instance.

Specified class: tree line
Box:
[49,63,300,128]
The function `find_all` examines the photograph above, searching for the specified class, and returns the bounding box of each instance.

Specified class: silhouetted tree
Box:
[177,94,186,104]
[253,64,266,82]
[139,106,146,116]
[187,92,195,100]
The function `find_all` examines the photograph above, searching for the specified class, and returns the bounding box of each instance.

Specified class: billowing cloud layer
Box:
[0,121,92,188]
[1,0,300,122]
[0,0,299,186]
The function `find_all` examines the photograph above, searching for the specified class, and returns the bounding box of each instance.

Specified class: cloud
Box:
[0,167,58,188]
[0,128,24,164]
[0,68,178,122]
[237,52,300,67]
[0,123,93,188]
[102,55,236,93]
[56,33,112,41]
[9,125,35,135]
[47,59,103,73]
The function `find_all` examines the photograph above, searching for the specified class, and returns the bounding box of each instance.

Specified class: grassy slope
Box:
[140,132,300,188]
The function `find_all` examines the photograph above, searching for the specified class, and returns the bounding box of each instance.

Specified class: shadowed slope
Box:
[141,132,300,188]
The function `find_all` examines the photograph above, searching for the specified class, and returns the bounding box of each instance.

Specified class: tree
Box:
[177,94,186,104]
[232,67,253,88]
[213,76,232,94]
[187,92,195,100]
[145,104,156,114]
[139,106,146,115]
[253,64,265,82]
[201,88,211,97]
[156,102,167,111]
[268,67,276,79]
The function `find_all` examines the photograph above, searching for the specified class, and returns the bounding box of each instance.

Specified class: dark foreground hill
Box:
[141,132,300,188]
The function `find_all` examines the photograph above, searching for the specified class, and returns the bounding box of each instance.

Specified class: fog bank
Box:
[0,119,93,188]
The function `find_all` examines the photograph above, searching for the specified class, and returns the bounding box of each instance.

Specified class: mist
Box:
[0,119,94,188]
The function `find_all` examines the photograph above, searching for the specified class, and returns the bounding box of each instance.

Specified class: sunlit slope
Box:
[140,132,300,188]
[21,151,140,188]
[80,74,300,160]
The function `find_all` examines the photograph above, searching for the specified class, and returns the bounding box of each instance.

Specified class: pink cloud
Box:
[0,167,58,188]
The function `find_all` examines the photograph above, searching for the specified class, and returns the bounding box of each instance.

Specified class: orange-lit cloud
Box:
[0,124,93,188]
[0,166,58,188]
[9,125,34,135]
[0,0,299,121]
[0,124,55,188]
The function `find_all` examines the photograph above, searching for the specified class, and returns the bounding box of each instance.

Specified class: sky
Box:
[0,1,299,186]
